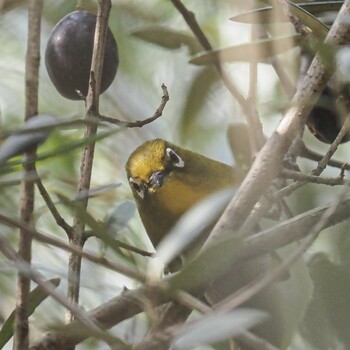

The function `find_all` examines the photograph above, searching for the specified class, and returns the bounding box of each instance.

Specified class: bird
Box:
[125,138,243,249]
[125,138,312,349]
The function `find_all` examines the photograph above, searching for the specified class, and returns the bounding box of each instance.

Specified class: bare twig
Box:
[277,114,350,197]
[15,1,43,349]
[312,118,350,175]
[281,168,345,185]
[35,175,73,238]
[108,239,154,257]
[0,212,144,281]
[299,141,350,170]
[99,84,169,127]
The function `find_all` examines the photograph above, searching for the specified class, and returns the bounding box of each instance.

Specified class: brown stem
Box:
[67,0,112,325]
[14,1,43,350]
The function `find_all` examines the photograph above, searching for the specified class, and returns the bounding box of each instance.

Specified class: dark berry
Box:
[306,86,350,144]
[45,11,118,100]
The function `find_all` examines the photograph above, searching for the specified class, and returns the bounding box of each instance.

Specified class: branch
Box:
[205,0,350,245]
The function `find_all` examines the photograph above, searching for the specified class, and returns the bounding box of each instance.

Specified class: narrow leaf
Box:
[172,309,267,349]
[105,200,136,235]
[179,67,218,142]
[131,26,202,54]
[0,115,56,167]
[190,34,302,65]
[231,2,343,24]
[286,1,329,39]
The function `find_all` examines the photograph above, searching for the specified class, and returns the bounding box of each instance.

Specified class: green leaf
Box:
[301,253,350,348]
[227,123,252,172]
[190,34,302,65]
[104,200,136,235]
[231,1,343,24]
[172,309,267,349]
[178,67,218,142]
[131,25,202,54]
[0,278,60,349]
[286,1,329,39]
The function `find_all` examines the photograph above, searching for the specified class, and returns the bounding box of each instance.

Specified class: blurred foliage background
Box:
[1,0,350,349]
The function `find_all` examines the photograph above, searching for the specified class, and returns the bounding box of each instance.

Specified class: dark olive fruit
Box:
[306,86,350,144]
[45,11,118,100]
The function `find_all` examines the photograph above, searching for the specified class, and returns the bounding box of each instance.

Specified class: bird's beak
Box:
[149,171,166,189]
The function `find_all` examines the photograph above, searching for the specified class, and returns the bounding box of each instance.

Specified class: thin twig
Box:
[299,141,350,170]
[35,175,73,238]
[281,168,345,185]
[110,239,154,257]
[277,114,350,197]
[99,84,169,127]
[84,229,154,257]
[0,211,144,281]
[312,118,350,175]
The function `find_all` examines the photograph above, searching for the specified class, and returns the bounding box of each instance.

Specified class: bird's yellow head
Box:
[125,139,185,200]
[125,139,241,247]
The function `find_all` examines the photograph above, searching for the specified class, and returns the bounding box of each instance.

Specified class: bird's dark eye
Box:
[166,148,184,168]
[129,178,145,199]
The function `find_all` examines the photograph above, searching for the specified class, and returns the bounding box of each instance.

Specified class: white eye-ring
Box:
[129,177,145,199]
[166,148,185,168]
